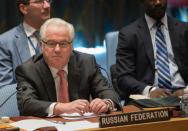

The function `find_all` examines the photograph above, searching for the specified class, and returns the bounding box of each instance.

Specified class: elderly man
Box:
[116,0,188,101]
[16,18,120,117]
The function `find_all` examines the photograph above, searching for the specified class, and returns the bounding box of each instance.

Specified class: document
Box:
[10,119,98,131]
[130,94,149,100]
[60,112,98,120]
[131,96,180,108]
[62,121,98,130]
[10,119,57,131]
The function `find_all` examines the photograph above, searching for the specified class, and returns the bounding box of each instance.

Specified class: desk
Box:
[9,105,188,131]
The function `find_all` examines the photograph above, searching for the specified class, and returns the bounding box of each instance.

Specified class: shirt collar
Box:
[23,22,37,37]
[49,65,68,79]
[145,13,168,30]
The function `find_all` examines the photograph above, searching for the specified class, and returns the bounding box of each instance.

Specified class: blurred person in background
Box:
[0,0,51,87]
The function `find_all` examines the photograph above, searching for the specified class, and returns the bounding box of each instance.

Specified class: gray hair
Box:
[40,18,75,42]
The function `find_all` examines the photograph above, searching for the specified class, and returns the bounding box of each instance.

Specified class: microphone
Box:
[96,64,124,113]
[96,63,112,87]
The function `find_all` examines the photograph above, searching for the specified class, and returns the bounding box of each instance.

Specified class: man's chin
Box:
[42,14,51,21]
[149,12,165,20]
[154,14,165,20]
[50,64,64,70]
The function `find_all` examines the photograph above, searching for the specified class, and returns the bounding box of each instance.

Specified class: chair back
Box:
[0,84,19,117]
[104,31,119,75]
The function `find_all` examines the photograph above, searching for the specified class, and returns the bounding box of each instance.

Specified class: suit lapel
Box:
[68,52,81,101]
[138,17,155,70]
[15,24,31,63]
[168,17,180,58]
[36,57,57,101]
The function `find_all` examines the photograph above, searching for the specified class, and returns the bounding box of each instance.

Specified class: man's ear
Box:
[19,3,28,15]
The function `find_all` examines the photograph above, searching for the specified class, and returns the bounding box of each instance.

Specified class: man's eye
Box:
[34,0,43,3]
[61,42,67,45]
[48,43,55,45]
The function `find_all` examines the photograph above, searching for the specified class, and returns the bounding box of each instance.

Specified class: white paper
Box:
[62,121,98,131]
[10,119,98,131]
[130,94,149,100]
[60,112,98,120]
[10,119,58,131]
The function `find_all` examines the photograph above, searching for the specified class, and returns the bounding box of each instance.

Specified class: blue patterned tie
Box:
[155,21,172,89]
[33,31,41,55]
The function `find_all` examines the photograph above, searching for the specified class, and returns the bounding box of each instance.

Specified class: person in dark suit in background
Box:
[116,0,188,102]
[0,0,51,87]
[16,18,120,117]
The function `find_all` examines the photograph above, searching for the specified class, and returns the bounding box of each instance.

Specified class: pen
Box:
[47,120,66,125]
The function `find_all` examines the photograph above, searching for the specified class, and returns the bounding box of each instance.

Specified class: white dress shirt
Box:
[23,22,39,56]
[46,66,68,116]
[142,14,188,96]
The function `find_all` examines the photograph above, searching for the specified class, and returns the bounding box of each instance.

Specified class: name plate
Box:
[99,108,171,128]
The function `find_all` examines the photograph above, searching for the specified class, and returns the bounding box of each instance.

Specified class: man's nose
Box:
[155,0,161,4]
[54,44,61,52]
[43,0,51,8]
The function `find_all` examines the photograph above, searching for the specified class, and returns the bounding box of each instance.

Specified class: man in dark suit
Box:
[116,0,188,101]
[16,18,120,117]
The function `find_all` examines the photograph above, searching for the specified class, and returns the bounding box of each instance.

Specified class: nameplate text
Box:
[99,108,171,128]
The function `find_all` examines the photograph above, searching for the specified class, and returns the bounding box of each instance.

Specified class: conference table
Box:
[4,105,188,131]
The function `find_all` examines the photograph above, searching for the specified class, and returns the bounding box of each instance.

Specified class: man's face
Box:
[21,0,51,27]
[41,25,73,70]
[143,0,167,20]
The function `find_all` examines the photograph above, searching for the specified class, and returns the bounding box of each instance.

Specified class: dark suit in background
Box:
[116,16,188,100]
[16,51,120,116]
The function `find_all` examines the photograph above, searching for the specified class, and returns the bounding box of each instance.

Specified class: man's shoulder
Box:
[18,54,43,69]
[0,24,23,39]
[1,25,22,36]
[72,50,94,59]
[120,17,144,33]
[70,50,96,66]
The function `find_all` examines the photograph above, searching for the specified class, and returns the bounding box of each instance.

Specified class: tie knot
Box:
[156,21,163,29]
[57,70,66,78]
[33,30,40,40]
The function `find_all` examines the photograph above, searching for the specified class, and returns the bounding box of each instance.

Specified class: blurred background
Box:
[0,0,188,72]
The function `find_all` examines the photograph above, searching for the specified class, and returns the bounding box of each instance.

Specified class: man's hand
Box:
[53,99,90,115]
[172,89,184,97]
[89,98,108,114]
[150,88,172,98]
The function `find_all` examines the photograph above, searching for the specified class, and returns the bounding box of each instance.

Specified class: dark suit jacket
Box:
[116,16,188,100]
[16,50,120,116]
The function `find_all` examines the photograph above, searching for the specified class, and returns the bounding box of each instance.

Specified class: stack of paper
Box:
[10,119,98,131]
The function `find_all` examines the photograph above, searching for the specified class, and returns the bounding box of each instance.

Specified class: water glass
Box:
[180,94,188,117]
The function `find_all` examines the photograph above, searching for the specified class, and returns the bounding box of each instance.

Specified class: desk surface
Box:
[8,105,188,131]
